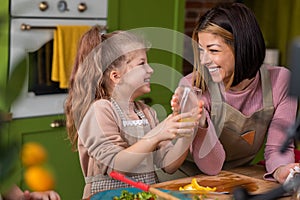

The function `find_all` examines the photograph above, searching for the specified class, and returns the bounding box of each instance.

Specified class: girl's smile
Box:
[115,49,153,101]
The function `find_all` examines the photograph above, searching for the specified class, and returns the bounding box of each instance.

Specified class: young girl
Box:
[64,25,201,199]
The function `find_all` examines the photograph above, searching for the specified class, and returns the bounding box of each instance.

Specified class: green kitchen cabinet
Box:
[8,115,84,200]
[108,0,186,120]
[106,0,188,182]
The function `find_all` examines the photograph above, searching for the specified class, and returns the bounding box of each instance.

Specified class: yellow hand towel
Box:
[52,25,91,89]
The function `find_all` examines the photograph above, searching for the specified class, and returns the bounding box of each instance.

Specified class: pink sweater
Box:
[182,66,298,180]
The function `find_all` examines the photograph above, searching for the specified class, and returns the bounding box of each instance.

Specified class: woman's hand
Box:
[171,93,206,128]
[22,190,61,200]
[273,163,300,184]
[170,92,180,115]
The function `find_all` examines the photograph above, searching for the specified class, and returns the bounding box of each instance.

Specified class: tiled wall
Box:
[183,0,235,75]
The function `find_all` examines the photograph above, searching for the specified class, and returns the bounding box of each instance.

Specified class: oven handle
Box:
[20,23,108,31]
[50,119,66,128]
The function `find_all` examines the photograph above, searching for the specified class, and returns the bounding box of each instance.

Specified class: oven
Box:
[9,0,107,118]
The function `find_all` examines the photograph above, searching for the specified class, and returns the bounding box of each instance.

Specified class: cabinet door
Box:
[108,0,185,120]
[9,116,84,200]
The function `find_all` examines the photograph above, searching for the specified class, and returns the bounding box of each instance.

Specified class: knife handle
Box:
[110,171,150,191]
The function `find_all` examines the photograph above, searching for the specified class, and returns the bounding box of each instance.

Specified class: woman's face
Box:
[198,32,235,85]
[118,49,153,100]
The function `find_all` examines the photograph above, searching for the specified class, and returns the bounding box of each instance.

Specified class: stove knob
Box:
[78,2,87,12]
[57,0,69,12]
[39,1,49,11]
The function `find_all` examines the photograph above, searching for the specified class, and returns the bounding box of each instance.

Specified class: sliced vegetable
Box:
[179,183,195,191]
[179,178,217,193]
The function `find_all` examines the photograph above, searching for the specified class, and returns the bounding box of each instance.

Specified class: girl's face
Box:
[117,49,153,100]
[198,32,235,85]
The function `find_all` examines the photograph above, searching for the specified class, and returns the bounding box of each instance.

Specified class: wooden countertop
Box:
[152,165,293,200]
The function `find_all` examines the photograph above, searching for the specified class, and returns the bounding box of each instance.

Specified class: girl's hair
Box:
[192,3,266,91]
[64,25,149,150]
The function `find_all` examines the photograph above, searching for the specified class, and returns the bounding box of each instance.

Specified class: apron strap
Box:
[209,75,226,137]
[260,65,274,108]
[210,65,273,137]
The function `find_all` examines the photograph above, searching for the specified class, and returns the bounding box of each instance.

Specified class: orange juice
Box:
[177,117,196,137]
[178,117,195,122]
[176,132,193,137]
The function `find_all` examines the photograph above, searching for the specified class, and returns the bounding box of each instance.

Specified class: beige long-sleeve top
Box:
[77,99,172,198]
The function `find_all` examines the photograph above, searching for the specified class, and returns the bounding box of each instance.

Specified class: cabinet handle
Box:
[50,119,66,128]
[0,112,12,122]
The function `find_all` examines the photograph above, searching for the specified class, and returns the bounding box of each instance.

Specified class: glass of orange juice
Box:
[174,85,200,136]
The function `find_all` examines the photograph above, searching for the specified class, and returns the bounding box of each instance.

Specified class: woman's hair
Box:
[192,3,266,91]
[64,25,149,150]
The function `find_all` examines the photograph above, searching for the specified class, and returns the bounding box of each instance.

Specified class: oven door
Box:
[9,18,106,118]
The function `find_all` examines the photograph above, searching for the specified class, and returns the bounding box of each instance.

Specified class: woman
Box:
[179,3,298,183]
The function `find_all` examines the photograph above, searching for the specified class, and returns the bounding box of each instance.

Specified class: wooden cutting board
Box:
[152,170,282,199]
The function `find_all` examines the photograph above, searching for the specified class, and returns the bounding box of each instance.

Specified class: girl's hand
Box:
[22,190,61,200]
[147,109,201,143]
[273,163,300,184]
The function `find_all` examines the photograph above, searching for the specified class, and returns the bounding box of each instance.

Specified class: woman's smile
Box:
[207,66,220,73]
[198,32,235,86]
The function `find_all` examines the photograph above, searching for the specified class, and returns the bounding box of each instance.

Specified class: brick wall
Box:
[183,0,235,75]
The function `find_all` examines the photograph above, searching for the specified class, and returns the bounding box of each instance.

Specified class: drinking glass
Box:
[174,85,200,136]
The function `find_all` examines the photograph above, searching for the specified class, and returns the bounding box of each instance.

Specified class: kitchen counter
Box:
[88,165,296,200]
